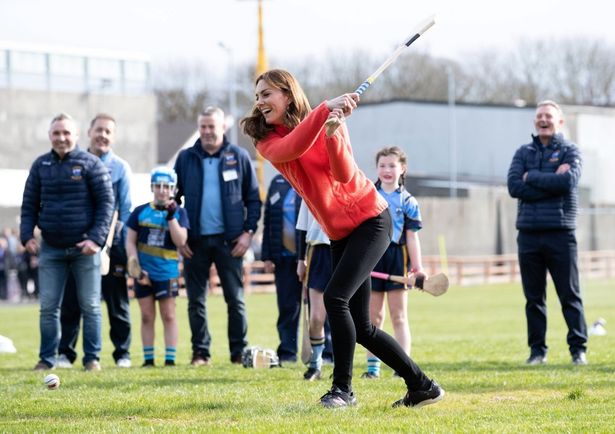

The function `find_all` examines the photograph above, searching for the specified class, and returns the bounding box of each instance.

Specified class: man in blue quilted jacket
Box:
[507,100,588,366]
[20,113,114,371]
[57,114,134,370]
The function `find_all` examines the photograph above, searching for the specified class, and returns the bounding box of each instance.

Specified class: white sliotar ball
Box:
[44,374,60,390]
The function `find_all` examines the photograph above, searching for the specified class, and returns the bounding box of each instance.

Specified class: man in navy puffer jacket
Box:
[20,113,114,371]
[507,100,588,366]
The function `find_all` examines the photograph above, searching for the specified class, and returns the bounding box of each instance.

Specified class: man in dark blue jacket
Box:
[507,100,588,366]
[174,106,261,365]
[20,113,114,371]
[262,174,302,363]
[57,114,133,369]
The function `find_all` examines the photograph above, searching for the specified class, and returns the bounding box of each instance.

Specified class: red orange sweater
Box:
[257,102,387,240]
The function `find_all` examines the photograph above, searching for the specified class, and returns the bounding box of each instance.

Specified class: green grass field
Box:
[1,280,614,433]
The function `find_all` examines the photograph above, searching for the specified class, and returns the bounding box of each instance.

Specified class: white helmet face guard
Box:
[151,182,176,198]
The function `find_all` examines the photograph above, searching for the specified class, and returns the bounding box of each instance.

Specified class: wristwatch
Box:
[246,229,255,236]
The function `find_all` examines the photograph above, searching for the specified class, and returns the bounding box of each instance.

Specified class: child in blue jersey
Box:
[126,167,189,367]
[363,146,427,379]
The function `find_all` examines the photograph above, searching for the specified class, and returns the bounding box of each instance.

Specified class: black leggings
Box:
[324,211,431,393]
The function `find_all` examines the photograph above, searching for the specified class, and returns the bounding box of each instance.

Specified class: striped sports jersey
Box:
[127,202,190,281]
[377,187,422,244]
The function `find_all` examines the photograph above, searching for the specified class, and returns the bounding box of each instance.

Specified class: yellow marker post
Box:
[438,234,449,276]
[254,0,268,200]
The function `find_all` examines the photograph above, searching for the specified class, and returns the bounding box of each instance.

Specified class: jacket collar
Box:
[375,179,406,193]
[51,145,80,161]
[531,132,565,150]
[97,149,114,162]
[191,135,230,158]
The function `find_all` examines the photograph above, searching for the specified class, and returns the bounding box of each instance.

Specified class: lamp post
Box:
[237,0,269,200]
[254,0,268,200]
[218,42,238,144]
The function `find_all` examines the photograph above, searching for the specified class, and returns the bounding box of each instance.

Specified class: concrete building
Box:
[0,42,157,171]
[0,42,157,228]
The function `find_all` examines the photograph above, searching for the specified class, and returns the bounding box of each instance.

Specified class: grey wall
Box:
[0,88,157,172]
[417,188,517,256]
[346,100,535,183]
[395,186,608,257]
[346,100,615,204]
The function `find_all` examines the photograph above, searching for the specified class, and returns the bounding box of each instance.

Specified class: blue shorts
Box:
[306,244,332,292]
[372,243,407,292]
[134,278,180,300]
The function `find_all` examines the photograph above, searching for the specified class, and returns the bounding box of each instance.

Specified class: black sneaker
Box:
[303,367,322,381]
[319,386,357,408]
[164,360,176,367]
[360,371,380,379]
[141,360,155,368]
[526,354,547,365]
[392,380,445,408]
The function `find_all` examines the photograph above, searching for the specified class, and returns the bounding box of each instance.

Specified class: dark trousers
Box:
[325,211,430,393]
[18,267,39,299]
[0,271,6,300]
[185,235,248,359]
[517,230,588,356]
[60,247,131,362]
[273,255,303,361]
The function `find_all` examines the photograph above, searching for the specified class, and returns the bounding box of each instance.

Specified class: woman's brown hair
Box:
[241,69,312,143]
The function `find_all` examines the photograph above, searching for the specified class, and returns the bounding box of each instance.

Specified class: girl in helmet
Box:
[126,167,190,367]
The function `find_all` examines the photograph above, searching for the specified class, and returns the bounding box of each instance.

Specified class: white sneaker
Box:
[56,354,73,369]
[589,318,607,336]
[116,357,132,368]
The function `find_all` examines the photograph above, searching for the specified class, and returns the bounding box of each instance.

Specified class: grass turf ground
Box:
[0,279,613,433]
